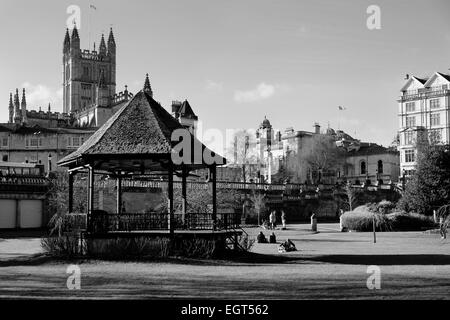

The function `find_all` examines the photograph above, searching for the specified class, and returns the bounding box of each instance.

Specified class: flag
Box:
[90,4,97,10]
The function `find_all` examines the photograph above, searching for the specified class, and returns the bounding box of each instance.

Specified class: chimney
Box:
[314,122,321,134]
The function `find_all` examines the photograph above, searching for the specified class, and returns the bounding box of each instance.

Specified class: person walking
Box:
[281,210,287,230]
[440,216,447,240]
[269,210,276,230]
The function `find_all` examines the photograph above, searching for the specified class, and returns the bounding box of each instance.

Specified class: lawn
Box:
[0,224,449,299]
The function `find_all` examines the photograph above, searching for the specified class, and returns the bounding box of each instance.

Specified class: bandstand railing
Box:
[63,212,241,234]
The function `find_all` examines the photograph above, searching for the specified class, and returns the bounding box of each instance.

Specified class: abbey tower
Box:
[62,25,116,114]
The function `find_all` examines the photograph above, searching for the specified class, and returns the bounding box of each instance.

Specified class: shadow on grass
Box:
[304,254,450,265]
[0,254,53,267]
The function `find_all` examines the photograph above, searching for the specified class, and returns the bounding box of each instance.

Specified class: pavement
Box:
[0,238,43,262]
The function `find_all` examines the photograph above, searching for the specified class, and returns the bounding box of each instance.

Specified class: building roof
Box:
[346,143,398,157]
[178,100,198,120]
[0,123,58,134]
[58,90,225,169]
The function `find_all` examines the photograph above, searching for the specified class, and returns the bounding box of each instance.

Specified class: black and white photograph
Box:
[0,0,449,314]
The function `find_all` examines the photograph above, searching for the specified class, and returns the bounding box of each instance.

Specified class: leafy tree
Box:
[398,133,450,215]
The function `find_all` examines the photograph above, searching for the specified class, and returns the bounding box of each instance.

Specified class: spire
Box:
[99,34,107,55]
[21,88,26,107]
[48,103,51,113]
[107,27,116,59]
[108,27,115,45]
[8,93,14,123]
[70,24,80,52]
[14,89,21,123]
[14,89,20,107]
[143,74,153,97]
[9,93,13,108]
[21,88,27,124]
[63,28,71,53]
[71,24,79,40]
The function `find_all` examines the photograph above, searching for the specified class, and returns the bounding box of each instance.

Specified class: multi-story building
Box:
[250,117,400,185]
[398,72,450,176]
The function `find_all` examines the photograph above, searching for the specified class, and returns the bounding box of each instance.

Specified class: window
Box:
[405,150,415,163]
[430,113,440,126]
[405,131,414,145]
[430,99,440,109]
[377,160,383,174]
[405,102,415,112]
[72,137,80,147]
[1,138,7,147]
[83,66,90,78]
[360,161,367,175]
[27,137,41,148]
[406,116,416,127]
[2,155,7,162]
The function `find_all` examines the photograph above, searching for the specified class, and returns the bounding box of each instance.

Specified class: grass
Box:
[0,227,449,299]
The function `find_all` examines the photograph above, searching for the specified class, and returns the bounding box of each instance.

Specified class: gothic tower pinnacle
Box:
[143,74,153,97]
[21,88,27,124]
[13,89,21,123]
[99,34,107,56]
[8,93,14,123]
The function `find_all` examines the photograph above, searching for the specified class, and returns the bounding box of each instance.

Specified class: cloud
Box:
[205,79,224,92]
[21,82,62,110]
[234,83,276,103]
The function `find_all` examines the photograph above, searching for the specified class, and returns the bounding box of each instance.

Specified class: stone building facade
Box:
[242,117,400,185]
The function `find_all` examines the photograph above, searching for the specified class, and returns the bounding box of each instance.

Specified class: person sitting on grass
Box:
[278,239,297,253]
[269,232,276,244]
[257,231,268,243]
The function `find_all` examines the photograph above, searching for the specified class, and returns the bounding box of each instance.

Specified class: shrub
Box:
[341,210,392,232]
[386,212,436,231]
[41,234,85,258]
[239,233,255,252]
[87,237,172,259]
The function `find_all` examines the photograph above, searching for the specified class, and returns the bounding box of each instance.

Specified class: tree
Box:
[250,191,266,225]
[343,182,358,212]
[46,171,87,235]
[305,135,345,184]
[398,133,450,215]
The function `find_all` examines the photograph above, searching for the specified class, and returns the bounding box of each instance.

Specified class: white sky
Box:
[1,0,450,148]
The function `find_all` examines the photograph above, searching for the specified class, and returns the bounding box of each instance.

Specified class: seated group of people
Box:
[257,231,297,253]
